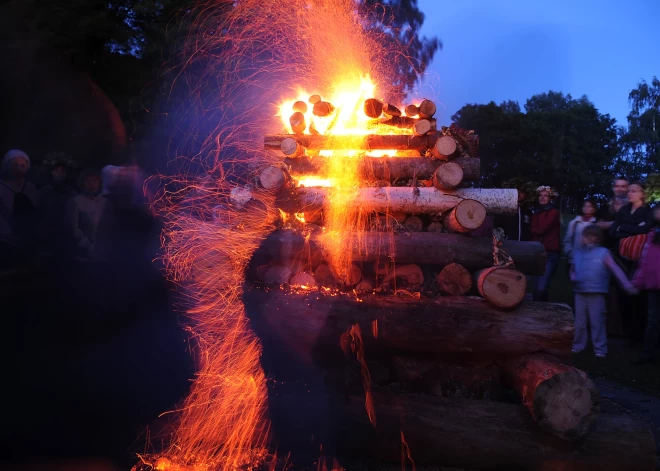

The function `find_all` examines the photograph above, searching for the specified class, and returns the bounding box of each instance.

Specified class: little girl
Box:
[571,225,638,357]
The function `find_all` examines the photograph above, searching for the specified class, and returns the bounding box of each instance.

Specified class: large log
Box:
[286,155,480,181]
[437,263,472,295]
[278,187,518,215]
[258,230,547,276]
[442,199,486,233]
[476,266,527,309]
[502,354,600,441]
[244,289,574,361]
[333,392,655,471]
[265,134,439,152]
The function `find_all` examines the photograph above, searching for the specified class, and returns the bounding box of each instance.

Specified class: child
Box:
[571,225,638,358]
[632,205,660,363]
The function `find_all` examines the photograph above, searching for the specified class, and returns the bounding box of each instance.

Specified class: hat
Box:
[2,149,30,167]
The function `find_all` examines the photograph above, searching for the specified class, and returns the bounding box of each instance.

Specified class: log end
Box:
[534,370,600,440]
[477,267,527,309]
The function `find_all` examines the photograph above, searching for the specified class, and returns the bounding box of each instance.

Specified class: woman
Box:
[564,200,598,270]
[530,186,561,301]
[609,182,655,345]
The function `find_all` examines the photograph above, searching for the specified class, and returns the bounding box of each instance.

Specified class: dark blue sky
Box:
[416,0,660,127]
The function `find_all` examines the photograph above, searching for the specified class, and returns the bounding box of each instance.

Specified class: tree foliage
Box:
[452,92,619,212]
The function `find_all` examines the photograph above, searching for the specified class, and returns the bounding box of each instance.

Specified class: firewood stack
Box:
[240,97,656,470]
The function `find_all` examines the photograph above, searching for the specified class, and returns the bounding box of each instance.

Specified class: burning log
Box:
[502,354,600,441]
[314,263,336,287]
[433,135,458,159]
[475,266,527,309]
[443,199,486,233]
[382,102,402,117]
[313,101,335,117]
[289,111,306,134]
[437,263,472,296]
[308,94,321,104]
[418,99,437,119]
[402,216,423,232]
[412,118,436,136]
[286,155,480,182]
[380,116,416,129]
[264,133,439,152]
[380,264,424,291]
[259,166,288,191]
[363,98,383,118]
[260,230,547,276]
[432,161,464,190]
[280,137,306,157]
[292,101,308,113]
[279,187,518,215]
[404,104,419,117]
[333,393,655,471]
[290,271,316,287]
[244,290,574,359]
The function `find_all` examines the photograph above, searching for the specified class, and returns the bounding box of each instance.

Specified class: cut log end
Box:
[381,264,424,292]
[292,101,308,113]
[309,94,321,104]
[433,162,464,190]
[313,101,335,117]
[404,104,419,117]
[413,119,433,136]
[403,216,424,232]
[364,98,383,119]
[314,263,336,287]
[437,263,472,296]
[435,135,457,158]
[281,137,304,156]
[476,267,527,309]
[259,166,287,191]
[444,199,486,233]
[290,272,316,288]
[418,99,437,119]
[289,111,306,134]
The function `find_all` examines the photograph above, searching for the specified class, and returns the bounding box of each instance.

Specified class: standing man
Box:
[598,176,629,231]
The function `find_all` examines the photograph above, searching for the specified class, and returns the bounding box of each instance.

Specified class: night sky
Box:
[416,0,660,127]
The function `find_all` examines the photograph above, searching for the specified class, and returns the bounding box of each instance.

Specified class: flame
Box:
[295,176,334,188]
[350,324,376,427]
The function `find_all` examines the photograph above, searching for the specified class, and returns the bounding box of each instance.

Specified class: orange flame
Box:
[350,324,376,427]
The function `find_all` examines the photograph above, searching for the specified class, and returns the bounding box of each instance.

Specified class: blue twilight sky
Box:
[415,0,660,127]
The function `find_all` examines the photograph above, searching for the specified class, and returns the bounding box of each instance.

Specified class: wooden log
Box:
[314,263,335,287]
[260,230,547,275]
[402,216,423,232]
[379,116,416,129]
[308,94,321,104]
[346,264,362,286]
[432,161,464,190]
[418,99,437,119]
[264,134,438,152]
[292,101,308,113]
[313,101,335,117]
[289,111,306,134]
[381,264,424,291]
[229,186,252,207]
[404,104,419,117]
[433,135,458,158]
[355,279,374,294]
[280,137,305,157]
[281,187,518,215]
[389,211,407,223]
[363,98,383,118]
[263,266,292,285]
[259,166,287,191]
[290,272,316,287]
[413,118,435,136]
[443,199,486,233]
[286,155,480,181]
[476,266,527,309]
[502,354,600,441]
[437,263,472,296]
[244,290,574,359]
[381,102,401,117]
[426,221,444,232]
[334,393,656,471]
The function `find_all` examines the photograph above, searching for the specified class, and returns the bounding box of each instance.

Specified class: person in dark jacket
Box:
[495,189,532,242]
[530,186,561,301]
[609,182,656,345]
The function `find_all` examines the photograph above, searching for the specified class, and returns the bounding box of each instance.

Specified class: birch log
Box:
[278,187,518,215]
[265,134,439,152]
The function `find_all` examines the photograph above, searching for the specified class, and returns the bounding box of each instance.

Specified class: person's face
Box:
[582,234,597,247]
[517,191,527,203]
[51,166,66,183]
[538,190,551,205]
[9,157,29,178]
[582,202,596,217]
[613,179,629,197]
[84,175,101,195]
[628,184,645,205]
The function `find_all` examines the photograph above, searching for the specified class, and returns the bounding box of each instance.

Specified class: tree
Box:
[620,77,660,176]
[452,92,620,212]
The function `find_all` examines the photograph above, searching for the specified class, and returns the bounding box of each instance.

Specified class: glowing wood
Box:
[312,101,335,117]
[404,104,419,117]
[289,111,306,134]
[381,102,402,117]
[259,166,287,191]
[363,98,383,118]
[308,94,321,104]
[280,137,305,157]
[286,156,480,181]
[292,101,308,113]
[432,161,464,190]
[264,133,439,152]
[475,266,527,309]
[281,187,518,215]
[290,272,316,287]
[502,354,600,441]
[443,199,486,233]
[437,263,472,296]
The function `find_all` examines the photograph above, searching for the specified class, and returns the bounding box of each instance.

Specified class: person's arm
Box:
[609,210,625,239]
[530,209,559,236]
[604,252,637,294]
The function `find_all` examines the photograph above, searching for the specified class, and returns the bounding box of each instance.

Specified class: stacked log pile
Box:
[239,96,655,469]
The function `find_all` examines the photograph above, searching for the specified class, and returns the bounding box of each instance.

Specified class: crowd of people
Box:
[498,177,660,362]
[1,148,162,336]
